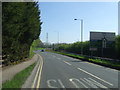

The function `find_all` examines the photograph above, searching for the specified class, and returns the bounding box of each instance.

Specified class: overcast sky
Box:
[39,2,118,44]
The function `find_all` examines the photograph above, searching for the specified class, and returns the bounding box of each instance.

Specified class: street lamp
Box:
[74,18,83,55]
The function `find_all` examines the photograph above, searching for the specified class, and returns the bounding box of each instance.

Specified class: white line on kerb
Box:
[77,68,113,86]
[63,61,71,65]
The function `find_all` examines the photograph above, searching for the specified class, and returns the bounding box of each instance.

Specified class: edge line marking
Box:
[32,55,41,88]
[36,54,44,88]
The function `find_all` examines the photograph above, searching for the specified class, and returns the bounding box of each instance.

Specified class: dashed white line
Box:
[77,68,113,86]
[63,61,72,65]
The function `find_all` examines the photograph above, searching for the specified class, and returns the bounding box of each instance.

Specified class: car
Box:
[41,49,44,52]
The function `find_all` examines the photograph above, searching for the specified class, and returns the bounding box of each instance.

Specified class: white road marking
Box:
[58,79,65,88]
[80,78,98,88]
[88,78,107,88]
[63,61,71,65]
[81,78,107,88]
[69,78,88,88]
[47,80,58,88]
[77,68,113,86]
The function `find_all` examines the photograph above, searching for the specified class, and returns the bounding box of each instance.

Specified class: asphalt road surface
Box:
[32,51,119,89]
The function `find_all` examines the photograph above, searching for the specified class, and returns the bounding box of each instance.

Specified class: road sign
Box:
[90,32,115,48]
[90,32,115,41]
[90,31,115,57]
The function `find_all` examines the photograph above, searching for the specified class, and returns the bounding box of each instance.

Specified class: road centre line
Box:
[77,68,113,86]
[63,61,72,65]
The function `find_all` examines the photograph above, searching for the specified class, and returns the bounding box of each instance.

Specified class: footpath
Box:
[2,54,38,83]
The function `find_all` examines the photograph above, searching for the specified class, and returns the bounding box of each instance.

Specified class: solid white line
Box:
[31,55,41,88]
[77,68,113,86]
[63,61,71,65]
[36,55,44,88]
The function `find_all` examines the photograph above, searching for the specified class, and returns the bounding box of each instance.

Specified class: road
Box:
[31,51,119,89]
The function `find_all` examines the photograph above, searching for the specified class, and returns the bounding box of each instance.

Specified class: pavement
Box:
[2,54,38,83]
[29,51,119,89]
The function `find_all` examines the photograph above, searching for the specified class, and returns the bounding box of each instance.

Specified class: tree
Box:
[116,35,120,59]
[2,2,42,65]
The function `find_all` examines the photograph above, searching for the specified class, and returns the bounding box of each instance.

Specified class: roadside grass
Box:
[2,62,36,88]
[51,51,120,70]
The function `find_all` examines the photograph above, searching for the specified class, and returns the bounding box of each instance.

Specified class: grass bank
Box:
[2,62,36,88]
[51,51,120,70]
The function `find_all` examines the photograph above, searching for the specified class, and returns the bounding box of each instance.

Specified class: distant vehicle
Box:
[41,49,44,52]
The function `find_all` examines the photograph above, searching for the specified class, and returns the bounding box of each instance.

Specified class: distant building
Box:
[118,2,120,35]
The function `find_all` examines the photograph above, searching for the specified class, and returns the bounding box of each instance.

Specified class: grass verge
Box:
[51,51,120,70]
[2,62,36,88]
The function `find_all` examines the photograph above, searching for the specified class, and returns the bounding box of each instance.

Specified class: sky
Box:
[38,2,118,44]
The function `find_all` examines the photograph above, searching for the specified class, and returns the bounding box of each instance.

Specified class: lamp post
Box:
[74,19,83,55]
